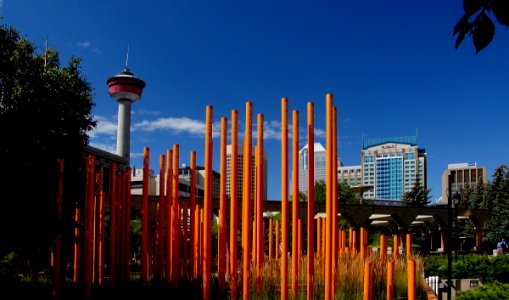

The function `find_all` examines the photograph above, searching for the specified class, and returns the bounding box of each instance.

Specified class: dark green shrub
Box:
[456,281,509,300]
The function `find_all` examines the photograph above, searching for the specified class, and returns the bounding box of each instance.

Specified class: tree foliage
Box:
[401,181,431,207]
[313,180,361,204]
[454,0,509,53]
[0,24,96,276]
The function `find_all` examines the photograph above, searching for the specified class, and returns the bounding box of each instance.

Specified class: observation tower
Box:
[106,67,146,162]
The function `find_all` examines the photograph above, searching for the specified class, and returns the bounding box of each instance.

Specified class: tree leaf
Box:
[463,0,482,15]
[455,28,468,49]
[454,15,469,35]
[472,13,495,53]
[492,0,509,26]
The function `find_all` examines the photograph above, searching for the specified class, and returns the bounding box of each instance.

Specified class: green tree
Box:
[401,181,431,207]
[484,165,509,245]
[0,24,96,280]
[313,180,361,204]
[454,0,509,53]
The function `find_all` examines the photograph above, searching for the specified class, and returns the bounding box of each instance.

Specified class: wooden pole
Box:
[242,102,253,299]
[306,102,315,300]
[229,109,239,297]
[281,98,289,300]
[218,117,227,294]
[203,106,213,300]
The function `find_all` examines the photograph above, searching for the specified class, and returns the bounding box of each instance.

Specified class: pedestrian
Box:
[497,238,507,255]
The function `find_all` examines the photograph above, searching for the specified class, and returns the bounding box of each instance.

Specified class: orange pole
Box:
[322,217,326,259]
[229,109,239,297]
[316,217,321,258]
[218,117,227,294]
[291,109,299,297]
[325,93,333,299]
[203,106,213,300]
[193,204,200,280]
[190,151,197,280]
[165,149,173,283]
[341,230,347,250]
[156,154,165,280]
[275,220,280,260]
[269,218,274,259]
[298,218,302,257]
[363,261,373,300]
[172,144,180,288]
[353,229,358,254]
[407,258,416,300]
[141,147,149,286]
[332,106,338,293]
[386,260,394,300]
[406,233,412,259]
[109,162,117,287]
[281,98,289,300]
[181,201,188,279]
[252,219,256,265]
[256,114,264,278]
[84,155,95,298]
[73,206,80,284]
[242,101,253,299]
[393,234,399,258]
[380,234,387,261]
[97,173,105,285]
[306,101,315,300]
[53,159,64,298]
[360,227,366,260]
[125,168,132,283]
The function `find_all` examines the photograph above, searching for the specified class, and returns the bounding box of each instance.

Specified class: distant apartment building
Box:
[131,166,220,198]
[360,136,427,202]
[226,144,268,201]
[337,163,363,187]
[298,143,326,194]
[441,162,488,203]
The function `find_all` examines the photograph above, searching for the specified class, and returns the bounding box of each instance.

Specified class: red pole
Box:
[229,110,239,298]
[53,158,64,298]
[172,144,180,288]
[109,162,117,287]
[190,151,197,280]
[218,117,227,294]
[307,102,315,300]
[73,205,80,285]
[141,147,150,286]
[291,109,299,297]
[124,167,132,283]
[165,149,173,284]
[242,102,253,299]
[84,155,95,298]
[203,106,213,300]
[97,170,105,285]
[281,98,289,300]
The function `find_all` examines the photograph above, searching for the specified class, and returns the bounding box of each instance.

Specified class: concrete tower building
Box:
[106,67,146,162]
[298,142,326,194]
[441,162,487,204]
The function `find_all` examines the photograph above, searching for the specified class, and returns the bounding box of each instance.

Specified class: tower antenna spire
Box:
[125,44,130,70]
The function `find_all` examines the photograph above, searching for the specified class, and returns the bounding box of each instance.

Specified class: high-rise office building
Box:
[337,163,363,187]
[441,162,487,203]
[298,143,326,194]
[226,144,268,201]
[360,136,427,201]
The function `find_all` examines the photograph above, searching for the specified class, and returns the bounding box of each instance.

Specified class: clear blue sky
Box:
[3,0,509,201]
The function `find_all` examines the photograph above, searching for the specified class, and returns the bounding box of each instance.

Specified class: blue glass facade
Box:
[375,156,404,200]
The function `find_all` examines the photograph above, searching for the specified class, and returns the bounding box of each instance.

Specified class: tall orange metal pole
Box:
[172,144,180,288]
[406,233,412,259]
[242,102,252,299]
[156,154,165,280]
[291,109,299,297]
[165,149,173,284]
[97,170,105,286]
[269,218,274,260]
[386,260,394,300]
[203,106,213,300]
[218,117,227,294]
[380,234,387,261]
[190,151,197,280]
[84,155,95,298]
[53,158,64,298]
[73,206,80,284]
[275,220,280,260]
[325,93,333,299]
[280,98,289,300]
[256,113,265,290]
[193,204,200,280]
[393,234,399,258]
[229,109,239,298]
[109,162,117,287]
[363,261,373,300]
[407,258,416,300]
[317,217,321,258]
[306,102,315,300]
[124,167,132,283]
[141,147,149,286]
[332,105,338,296]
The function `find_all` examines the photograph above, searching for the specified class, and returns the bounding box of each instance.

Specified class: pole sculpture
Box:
[307,102,315,300]
[269,218,274,259]
[275,220,280,260]
[190,151,197,280]
[203,106,213,300]
[325,94,333,299]
[53,158,64,298]
[165,149,173,284]
[229,110,239,297]
[141,147,149,286]
[242,102,253,299]
[218,117,227,294]
[256,113,265,289]
[291,109,299,296]
[172,144,180,288]
[84,155,95,298]
[109,162,117,288]
[281,98,289,300]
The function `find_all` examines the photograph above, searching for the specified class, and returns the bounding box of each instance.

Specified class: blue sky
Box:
[3,0,509,201]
